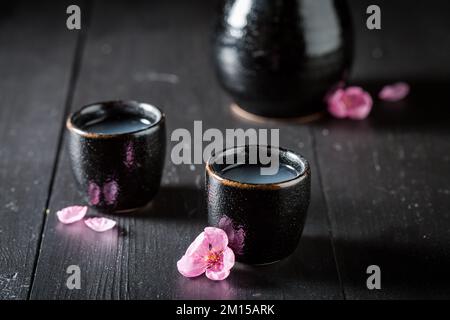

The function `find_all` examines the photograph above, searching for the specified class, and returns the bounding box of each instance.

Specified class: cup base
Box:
[89,200,154,215]
[238,259,282,267]
[112,206,146,214]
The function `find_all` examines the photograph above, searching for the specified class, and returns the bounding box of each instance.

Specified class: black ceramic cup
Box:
[206,145,311,264]
[66,100,166,213]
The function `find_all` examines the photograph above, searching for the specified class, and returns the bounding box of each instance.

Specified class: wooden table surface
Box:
[1,0,450,300]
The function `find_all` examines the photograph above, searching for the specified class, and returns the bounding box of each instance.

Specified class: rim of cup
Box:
[67,100,164,139]
[206,145,310,189]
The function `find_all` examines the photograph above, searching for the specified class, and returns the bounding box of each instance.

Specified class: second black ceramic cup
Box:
[206,145,311,264]
[67,100,166,213]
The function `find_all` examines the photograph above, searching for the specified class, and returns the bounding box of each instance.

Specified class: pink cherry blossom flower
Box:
[56,206,87,224]
[84,217,117,232]
[177,227,235,281]
[379,82,410,101]
[326,86,373,120]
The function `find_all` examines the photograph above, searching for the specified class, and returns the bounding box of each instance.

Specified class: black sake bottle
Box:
[213,0,353,118]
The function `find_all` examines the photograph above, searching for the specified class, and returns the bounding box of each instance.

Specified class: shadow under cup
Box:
[206,145,311,265]
[66,101,166,213]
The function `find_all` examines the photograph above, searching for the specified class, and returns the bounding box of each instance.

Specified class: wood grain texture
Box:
[30,0,342,299]
[314,85,450,299]
[0,1,78,299]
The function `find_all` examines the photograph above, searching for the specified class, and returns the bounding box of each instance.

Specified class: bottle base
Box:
[230,103,325,125]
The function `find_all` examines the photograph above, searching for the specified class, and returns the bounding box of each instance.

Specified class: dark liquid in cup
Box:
[221,163,299,184]
[82,114,153,134]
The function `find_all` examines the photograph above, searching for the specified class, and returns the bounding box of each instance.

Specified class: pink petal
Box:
[56,206,87,224]
[176,230,215,278]
[379,82,410,101]
[222,247,235,271]
[177,254,208,278]
[346,89,373,120]
[205,247,235,281]
[345,86,366,97]
[326,89,348,118]
[326,86,373,120]
[206,268,230,281]
[84,217,116,232]
[185,231,210,257]
[204,227,229,252]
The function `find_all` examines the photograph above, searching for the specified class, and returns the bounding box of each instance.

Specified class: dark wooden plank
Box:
[31,0,342,299]
[314,84,450,299]
[314,0,450,299]
[349,0,450,82]
[0,1,78,299]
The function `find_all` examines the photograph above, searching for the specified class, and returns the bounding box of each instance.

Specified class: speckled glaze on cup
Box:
[206,145,311,264]
[66,101,166,213]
